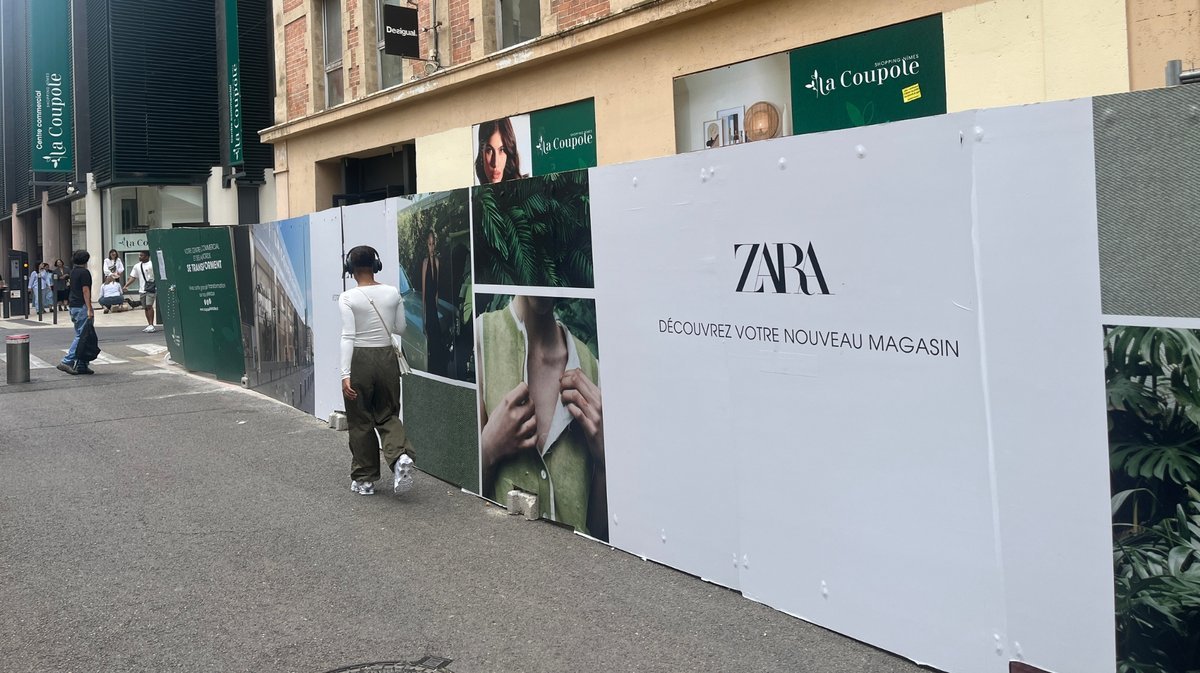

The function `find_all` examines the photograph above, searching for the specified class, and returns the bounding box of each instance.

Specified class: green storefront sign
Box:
[29,0,74,172]
[225,0,244,166]
[530,98,597,176]
[790,15,946,136]
[148,228,245,383]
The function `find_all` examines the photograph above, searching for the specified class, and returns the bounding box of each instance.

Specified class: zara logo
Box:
[734,242,831,295]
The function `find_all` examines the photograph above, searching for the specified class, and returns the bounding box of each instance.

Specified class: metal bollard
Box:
[6,334,30,383]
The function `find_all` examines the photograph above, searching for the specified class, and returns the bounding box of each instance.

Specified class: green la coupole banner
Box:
[530,98,596,176]
[225,0,244,166]
[30,0,74,172]
[790,14,946,136]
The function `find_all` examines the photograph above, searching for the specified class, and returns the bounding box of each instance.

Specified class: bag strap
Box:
[356,287,394,339]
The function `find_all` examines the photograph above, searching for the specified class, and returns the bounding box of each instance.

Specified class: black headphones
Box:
[343,246,383,276]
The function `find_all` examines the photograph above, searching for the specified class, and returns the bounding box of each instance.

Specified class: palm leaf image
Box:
[472,170,594,289]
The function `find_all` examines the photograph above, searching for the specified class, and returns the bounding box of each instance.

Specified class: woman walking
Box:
[339,245,416,496]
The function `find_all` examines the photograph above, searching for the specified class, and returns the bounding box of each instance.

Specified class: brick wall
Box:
[408,0,433,80]
[347,0,361,97]
[285,17,309,119]
[284,0,303,12]
[551,0,610,32]
[448,0,474,65]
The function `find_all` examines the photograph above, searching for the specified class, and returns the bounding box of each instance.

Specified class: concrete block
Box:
[327,412,348,431]
[506,489,540,521]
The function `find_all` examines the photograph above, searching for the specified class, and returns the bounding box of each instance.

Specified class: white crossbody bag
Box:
[358,288,412,376]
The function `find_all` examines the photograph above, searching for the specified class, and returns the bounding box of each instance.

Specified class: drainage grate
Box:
[322,658,454,673]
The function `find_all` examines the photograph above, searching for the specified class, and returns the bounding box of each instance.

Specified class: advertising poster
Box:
[472,169,606,540]
[789,14,946,135]
[673,54,792,152]
[528,99,597,176]
[147,227,244,383]
[591,116,1005,671]
[472,99,597,185]
[396,190,474,381]
[394,190,480,491]
[1105,325,1200,673]
[236,218,315,414]
[1091,87,1200,673]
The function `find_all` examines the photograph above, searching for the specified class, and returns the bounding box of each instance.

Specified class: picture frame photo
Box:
[717,106,745,146]
[702,119,721,149]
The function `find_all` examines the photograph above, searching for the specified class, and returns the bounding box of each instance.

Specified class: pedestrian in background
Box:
[27,262,53,314]
[123,251,157,332]
[103,249,124,282]
[339,245,416,496]
[58,250,96,376]
[97,275,126,313]
[52,258,70,311]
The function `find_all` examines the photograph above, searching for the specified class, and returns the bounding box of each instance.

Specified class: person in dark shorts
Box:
[58,250,96,375]
[123,251,157,332]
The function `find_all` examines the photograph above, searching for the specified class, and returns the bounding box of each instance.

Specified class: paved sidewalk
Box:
[0,300,154,331]
[0,351,932,673]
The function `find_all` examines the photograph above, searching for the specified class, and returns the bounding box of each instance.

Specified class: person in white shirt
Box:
[123,251,157,332]
[97,275,126,313]
[339,245,416,496]
[103,249,125,282]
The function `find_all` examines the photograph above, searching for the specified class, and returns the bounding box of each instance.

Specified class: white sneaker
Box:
[350,480,375,495]
[142,325,156,333]
[393,455,414,494]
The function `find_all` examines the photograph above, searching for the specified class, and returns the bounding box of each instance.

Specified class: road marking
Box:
[0,353,55,369]
[59,350,130,364]
[128,343,168,355]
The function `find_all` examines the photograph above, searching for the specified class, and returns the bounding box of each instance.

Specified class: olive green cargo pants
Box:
[346,346,415,483]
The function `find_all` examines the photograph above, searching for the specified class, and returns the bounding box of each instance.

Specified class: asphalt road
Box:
[0,324,935,673]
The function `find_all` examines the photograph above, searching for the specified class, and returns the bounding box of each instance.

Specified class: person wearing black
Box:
[52,258,70,311]
[58,250,96,375]
[420,230,446,376]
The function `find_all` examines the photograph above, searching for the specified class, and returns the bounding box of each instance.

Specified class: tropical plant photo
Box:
[1105,325,1200,673]
[396,190,476,382]
[472,169,593,289]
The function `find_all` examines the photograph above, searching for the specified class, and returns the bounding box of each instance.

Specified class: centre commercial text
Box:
[657,318,960,358]
[184,244,224,273]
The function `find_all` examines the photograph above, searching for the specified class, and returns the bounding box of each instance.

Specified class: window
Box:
[497,0,540,50]
[323,0,344,107]
[377,0,405,89]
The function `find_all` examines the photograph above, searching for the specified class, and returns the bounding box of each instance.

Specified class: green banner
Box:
[30,0,73,172]
[148,227,245,383]
[225,0,244,166]
[790,15,946,136]
[530,98,597,176]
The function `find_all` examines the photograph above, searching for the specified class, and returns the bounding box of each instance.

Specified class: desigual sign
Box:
[383,5,420,59]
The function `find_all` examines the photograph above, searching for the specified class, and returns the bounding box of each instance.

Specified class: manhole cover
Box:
[323,657,454,673]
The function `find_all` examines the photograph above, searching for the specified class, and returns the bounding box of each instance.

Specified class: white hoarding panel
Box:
[310,208,347,421]
[974,100,1115,673]
[592,111,1012,673]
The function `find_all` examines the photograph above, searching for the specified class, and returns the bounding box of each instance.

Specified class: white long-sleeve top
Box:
[98,281,124,299]
[339,284,406,379]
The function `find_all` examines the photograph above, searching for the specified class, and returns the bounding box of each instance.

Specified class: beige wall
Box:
[416,127,474,192]
[266,0,1179,218]
[945,0,1129,110]
[1128,0,1200,90]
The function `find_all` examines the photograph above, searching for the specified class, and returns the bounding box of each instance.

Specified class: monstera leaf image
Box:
[473,170,593,290]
